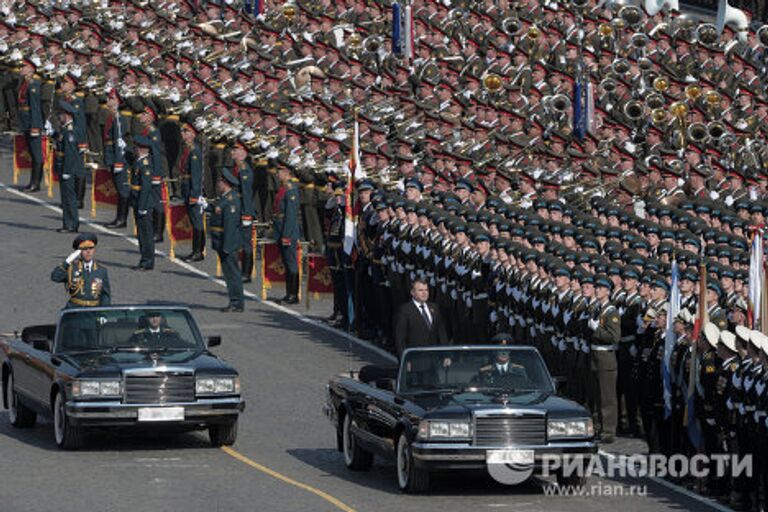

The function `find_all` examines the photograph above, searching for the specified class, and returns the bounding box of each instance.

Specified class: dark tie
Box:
[419,304,432,329]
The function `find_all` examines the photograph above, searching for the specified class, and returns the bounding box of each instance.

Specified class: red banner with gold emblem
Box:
[263,242,287,285]
[12,134,31,184]
[169,203,193,242]
[307,253,333,296]
[93,168,118,206]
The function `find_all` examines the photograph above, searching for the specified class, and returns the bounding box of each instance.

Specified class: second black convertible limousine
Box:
[1,305,245,449]
[324,345,597,492]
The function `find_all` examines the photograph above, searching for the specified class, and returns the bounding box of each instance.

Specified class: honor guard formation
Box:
[4,0,768,507]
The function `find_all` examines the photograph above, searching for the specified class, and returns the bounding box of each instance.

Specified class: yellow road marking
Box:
[220,446,358,512]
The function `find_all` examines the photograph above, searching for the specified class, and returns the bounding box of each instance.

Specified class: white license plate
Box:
[486,449,535,465]
[137,407,185,422]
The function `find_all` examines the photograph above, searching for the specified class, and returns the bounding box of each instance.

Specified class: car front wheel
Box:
[342,413,373,470]
[209,419,238,447]
[54,392,84,450]
[396,434,430,493]
[7,373,36,428]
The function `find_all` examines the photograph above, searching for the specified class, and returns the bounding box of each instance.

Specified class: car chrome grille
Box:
[124,373,195,404]
[474,414,546,446]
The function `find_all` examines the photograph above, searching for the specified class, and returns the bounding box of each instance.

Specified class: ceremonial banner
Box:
[261,242,302,299]
[161,182,174,257]
[93,168,118,207]
[307,253,333,298]
[662,260,680,419]
[12,134,31,185]
[43,136,56,198]
[263,242,286,287]
[169,203,193,243]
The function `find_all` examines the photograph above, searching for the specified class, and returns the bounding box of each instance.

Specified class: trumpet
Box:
[651,108,668,126]
[707,121,727,140]
[612,58,630,75]
[501,17,521,36]
[687,122,708,143]
[623,100,645,122]
[696,23,719,46]
[618,5,643,27]
[631,33,649,50]
[600,77,617,93]
[758,25,768,47]
[646,93,665,110]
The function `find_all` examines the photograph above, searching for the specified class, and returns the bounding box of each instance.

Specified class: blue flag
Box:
[572,79,584,139]
[663,260,680,419]
[392,2,402,55]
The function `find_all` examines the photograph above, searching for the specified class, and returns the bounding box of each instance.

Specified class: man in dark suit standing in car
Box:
[395,279,448,358]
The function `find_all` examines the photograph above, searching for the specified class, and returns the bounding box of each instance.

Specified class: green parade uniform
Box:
[208,169,244,312]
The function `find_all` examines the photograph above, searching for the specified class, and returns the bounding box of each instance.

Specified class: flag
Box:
[572,79,584,140]
[92,168,118,206]
[585,81,595,135]
[168,203,194,243]
[12,134,32,185]
[392,1,402,55]
[343,115,360,255]
[403,4,414,64]
[662,259,680,419]
[749,229,763,329]
[684,259,707,450]
[307,254,334,297]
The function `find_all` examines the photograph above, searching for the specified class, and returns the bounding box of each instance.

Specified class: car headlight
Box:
[417,420,472,440]
[196,376,240,395]
[548,418,594,439]
[72,379,122,398]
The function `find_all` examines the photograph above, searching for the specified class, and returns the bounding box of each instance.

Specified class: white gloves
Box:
[62,174,71,180]
[198,196,208,212]
[588,318,599,331]
[66,250,81,264]
[44,120,53,136]
[241,220,252,227]
[138,209,148,216]
[629,344,638,358]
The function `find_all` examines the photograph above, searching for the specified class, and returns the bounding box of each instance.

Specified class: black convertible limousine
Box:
[324,345,597,492]
[1,305,245,449]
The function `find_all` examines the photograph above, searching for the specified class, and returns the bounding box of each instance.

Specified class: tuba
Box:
[696,23,719,46]
[707,121,727,140]
[619,5,644,27]
[624,100,645,122]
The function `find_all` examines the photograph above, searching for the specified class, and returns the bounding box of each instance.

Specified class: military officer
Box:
[205,169,244,312]
[18,59,44,193]
[54,100,84,233]
[178,121,206,262]
[51,233,111,308]
[131,135,158,270]
[229,140,256,282]
[273,165,301,304]
[103,89,133,229]
[588,274,621,443]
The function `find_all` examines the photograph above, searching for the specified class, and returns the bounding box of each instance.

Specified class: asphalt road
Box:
[0,141,729,512]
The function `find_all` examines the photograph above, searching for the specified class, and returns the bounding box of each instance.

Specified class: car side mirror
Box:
[375,378,395,392]
[207,335,222,348]
[32,339,51,352]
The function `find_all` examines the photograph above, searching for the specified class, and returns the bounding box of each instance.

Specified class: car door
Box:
[8,338,37,404]
[362,386,402,455]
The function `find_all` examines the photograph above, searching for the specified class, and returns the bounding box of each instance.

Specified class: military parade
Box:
[4,0,768,509]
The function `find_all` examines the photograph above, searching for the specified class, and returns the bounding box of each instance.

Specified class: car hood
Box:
[61,350,234,376]
[414,391,589,419]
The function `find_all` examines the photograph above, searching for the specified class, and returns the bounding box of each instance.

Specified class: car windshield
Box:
[398,348,554,395]
[56,308,202,353]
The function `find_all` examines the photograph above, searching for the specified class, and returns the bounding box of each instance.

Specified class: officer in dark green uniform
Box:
[139,103,167,243]
[18,59,44,192]
[229,140,256,282]
[179,120,205,262]
[131,135,157,270]
[273,166,301,304]
[51,233,111,308]
[588,274,621,443]
[103,89,133,229]
[54,100,84,233]
[59,74,88,209]
[206,169,244,312]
